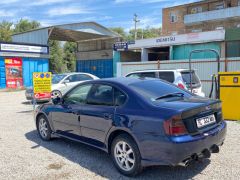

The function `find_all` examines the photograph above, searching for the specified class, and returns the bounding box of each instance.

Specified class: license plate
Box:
[196,114,216,128]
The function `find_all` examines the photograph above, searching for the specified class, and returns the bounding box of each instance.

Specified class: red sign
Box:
[34,92,51,99]
[5,58,23,88]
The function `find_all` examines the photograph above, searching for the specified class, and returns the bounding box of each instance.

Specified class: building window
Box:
[238,0,240,6]
[191,7,202,14]
[215,3,225,10]
[170,12,178,23]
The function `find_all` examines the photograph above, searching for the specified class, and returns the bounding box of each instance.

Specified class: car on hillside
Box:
[125,69,205,97]
[35,77,226,176]
[25,72,99,102]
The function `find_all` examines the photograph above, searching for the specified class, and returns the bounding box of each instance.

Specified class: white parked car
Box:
[125,69,205,97]
[25,72,99,101]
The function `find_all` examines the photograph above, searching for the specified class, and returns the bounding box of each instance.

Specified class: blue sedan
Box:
[35,77,226,176]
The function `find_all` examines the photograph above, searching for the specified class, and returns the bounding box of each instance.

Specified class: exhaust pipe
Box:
[211,145,220,153]
[178,159,191,167]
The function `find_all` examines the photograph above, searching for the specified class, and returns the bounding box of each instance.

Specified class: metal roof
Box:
[12,22,121,45]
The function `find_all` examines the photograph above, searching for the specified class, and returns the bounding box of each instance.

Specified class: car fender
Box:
[105,126,141,153]
[35,110,55,132]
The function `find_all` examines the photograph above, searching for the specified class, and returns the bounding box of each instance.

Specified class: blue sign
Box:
[113,42,128,51]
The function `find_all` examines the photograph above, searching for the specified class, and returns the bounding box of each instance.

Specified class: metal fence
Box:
[117,58,240,97]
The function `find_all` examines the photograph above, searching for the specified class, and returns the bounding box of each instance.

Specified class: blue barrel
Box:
[0,57,6,88]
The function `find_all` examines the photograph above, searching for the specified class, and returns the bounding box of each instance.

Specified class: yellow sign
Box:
[33,72,52,98]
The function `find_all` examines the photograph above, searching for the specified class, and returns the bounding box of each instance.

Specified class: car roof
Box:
[90,77,160,86]
[54,72,94,76]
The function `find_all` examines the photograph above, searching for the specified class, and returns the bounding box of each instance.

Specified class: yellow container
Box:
[219,72,240,121]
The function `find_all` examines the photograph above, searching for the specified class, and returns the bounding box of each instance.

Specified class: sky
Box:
[0,0,199,31]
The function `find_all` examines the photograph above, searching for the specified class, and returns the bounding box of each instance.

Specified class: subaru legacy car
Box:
[25,72,99,101]
[126,69,205,97]
[35,77,226,176]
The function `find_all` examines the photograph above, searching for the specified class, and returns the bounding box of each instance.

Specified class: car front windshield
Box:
[129,80,192,102]
[52,74,67,84]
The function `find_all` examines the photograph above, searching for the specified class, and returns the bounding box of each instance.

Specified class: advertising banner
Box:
[5,58,23,88]
[33,72,52,99]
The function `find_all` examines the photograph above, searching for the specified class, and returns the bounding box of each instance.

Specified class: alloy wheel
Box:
[39,118,48,138]
[114,141,135,171]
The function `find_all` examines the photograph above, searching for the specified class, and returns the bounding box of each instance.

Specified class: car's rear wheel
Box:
[111,134,142,176]
[51,90,62,99]
[37,115,52,141]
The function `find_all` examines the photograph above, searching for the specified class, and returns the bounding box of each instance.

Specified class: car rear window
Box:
[158,72,175,83]
[129,80,191,102]
[181,71,200,85]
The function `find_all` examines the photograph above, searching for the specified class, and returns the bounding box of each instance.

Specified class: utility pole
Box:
[133,13,140,40]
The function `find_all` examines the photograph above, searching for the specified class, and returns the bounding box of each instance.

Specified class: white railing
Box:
[184,6,240,24]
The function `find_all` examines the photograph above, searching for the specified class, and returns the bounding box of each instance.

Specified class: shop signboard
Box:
[5,58,23,88]
[33,72,52,99]
[128,30,225,49]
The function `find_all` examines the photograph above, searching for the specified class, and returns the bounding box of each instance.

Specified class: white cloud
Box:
[0,0,20,5]
[0,10,15,17]
[115,0,167,4]
[47,6,92,16]
[31,0,73,6]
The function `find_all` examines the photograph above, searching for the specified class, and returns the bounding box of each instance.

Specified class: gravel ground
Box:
[0,90,240,180]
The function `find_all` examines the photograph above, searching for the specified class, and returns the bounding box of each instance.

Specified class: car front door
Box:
[79,84,115,145]
[51,84,93,137]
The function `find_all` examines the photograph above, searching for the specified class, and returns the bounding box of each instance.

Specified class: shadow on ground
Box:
[25,130,210,179]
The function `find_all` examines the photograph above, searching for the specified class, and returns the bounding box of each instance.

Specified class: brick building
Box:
[162,0,240,35]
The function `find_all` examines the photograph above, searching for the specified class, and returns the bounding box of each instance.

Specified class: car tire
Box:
[51,90,62,98]
[37,115,52,141]
[111,134,142,176]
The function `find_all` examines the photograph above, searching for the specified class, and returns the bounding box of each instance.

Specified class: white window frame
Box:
[170,12,178,23]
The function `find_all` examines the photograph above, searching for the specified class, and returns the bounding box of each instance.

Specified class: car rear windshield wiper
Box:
[155,92,184,100]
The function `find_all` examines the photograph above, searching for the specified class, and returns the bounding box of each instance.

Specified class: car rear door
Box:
[79,83,115,144]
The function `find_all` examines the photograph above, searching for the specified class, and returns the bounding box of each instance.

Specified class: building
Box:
[162,0,240,36]
[0,42,49,89]
[11,22,120,81]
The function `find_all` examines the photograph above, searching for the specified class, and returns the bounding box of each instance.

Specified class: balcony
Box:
[184,6,240,25]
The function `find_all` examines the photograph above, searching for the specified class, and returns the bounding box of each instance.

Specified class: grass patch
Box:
[47,162,65,170]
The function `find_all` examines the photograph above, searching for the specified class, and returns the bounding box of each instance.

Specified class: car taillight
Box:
[163,115,188,136]
[177,83,185,89]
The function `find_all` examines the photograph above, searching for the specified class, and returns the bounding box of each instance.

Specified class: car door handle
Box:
[103,113,112,120]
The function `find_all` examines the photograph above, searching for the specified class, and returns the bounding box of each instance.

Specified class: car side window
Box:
[63,84,92,104]
[114,88,127,106]
[140,72,156,78]
[87,85,113,106]
[158,72,175,83]
[66,74,93,82]
[127,73,141,78]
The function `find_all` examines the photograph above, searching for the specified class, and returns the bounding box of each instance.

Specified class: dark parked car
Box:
[35,78,226,176]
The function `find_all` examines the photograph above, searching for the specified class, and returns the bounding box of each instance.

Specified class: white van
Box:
[125,69,205,97]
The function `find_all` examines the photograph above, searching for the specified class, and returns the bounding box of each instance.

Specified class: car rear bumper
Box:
[138,121,227,167]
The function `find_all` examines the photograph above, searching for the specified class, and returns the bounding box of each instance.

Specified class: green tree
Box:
[110,27,127,40]
[49,40,66,73]
[63,42,77,72]
[14,19,40,33]
[128,27,162,40]
[0,21,13,42]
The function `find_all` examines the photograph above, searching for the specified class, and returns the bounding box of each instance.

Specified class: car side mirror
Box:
[52,96,62,105]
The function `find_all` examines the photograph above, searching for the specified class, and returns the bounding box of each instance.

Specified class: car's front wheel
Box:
[37,115,52,141]
[111,134,142,176]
